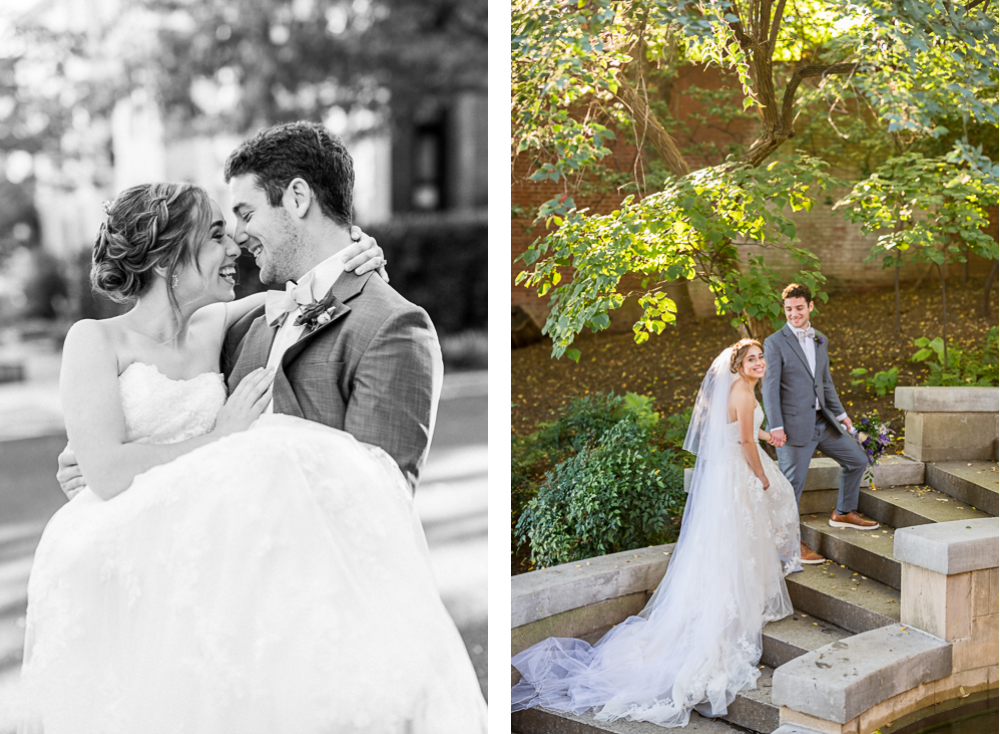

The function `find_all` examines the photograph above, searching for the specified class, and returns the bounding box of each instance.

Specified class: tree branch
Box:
[615,74,690,178]
[768,0,787,50]
[780,62,861,129]
[743,61,861,167]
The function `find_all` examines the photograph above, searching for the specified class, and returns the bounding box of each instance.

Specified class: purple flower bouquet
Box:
[848,411,896,485]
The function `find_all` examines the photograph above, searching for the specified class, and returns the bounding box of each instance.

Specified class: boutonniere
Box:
[294,290,338,331]
[814,334,824,346]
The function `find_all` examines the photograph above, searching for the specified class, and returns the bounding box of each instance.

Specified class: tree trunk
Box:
[894,261,901,340]
[737,314,773,342]
[984,259,998,317]
[937,262,948,369]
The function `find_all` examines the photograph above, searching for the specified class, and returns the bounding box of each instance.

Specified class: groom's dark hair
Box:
[224,121,354,228]
[781,283,812,303]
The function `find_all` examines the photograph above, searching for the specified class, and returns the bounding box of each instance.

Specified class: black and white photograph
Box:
[0,1,487,731]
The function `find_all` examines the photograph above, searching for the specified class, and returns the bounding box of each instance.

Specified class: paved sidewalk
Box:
[0,341,487,727]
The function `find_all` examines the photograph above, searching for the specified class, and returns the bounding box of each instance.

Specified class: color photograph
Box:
[509,2,998,732]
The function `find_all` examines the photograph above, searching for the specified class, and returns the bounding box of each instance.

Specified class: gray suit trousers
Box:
[776,413,868,514]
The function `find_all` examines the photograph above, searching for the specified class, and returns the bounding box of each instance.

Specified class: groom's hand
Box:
[840,416,854,432]
[769,429,786,448]
[343,226,390,283]
[56,443,85,500]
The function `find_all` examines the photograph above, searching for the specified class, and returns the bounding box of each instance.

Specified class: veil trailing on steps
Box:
[511,347,801,727]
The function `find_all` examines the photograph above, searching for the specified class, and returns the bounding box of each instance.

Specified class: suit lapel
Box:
[232,315,279,386]
[813,333,828,391]
[782,325,813,376]
[280,269,376,369]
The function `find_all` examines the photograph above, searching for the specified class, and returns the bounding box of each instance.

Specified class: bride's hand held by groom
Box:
[768,428,786,448]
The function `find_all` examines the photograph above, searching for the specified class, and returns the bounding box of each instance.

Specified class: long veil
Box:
[511,347,799,727]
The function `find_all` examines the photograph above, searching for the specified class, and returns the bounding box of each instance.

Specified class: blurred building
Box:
[5,0,487,257]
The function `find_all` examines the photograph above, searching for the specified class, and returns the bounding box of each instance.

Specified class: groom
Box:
[221,121,442,491]
[58,121,442,495]
[762,283,876,565]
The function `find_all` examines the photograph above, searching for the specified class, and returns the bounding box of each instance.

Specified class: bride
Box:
[510,340,801,727]
[20,182,486,733]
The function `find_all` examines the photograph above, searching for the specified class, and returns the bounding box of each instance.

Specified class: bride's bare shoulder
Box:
[61,318,122,374]
[728,379,755,411]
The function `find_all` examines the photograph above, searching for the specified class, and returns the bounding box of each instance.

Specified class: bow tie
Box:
[793,326,815,342]
[265,274,316,326]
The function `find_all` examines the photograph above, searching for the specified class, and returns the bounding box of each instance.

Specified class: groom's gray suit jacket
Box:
[222,270,444,491]
[761,323,846,447]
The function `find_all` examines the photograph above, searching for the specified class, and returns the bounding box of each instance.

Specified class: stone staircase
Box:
[512,459,999,734]
[712,460,998,734]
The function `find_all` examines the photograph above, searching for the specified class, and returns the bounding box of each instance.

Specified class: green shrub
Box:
[910,327,998,387]
[849,366,900,396]
[512,392,688,570]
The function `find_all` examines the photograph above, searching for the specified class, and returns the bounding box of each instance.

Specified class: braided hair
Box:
[91,183,212,311]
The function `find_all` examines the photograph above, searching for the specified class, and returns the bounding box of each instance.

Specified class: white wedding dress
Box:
[511,349,800,727]
[20,362,486,734]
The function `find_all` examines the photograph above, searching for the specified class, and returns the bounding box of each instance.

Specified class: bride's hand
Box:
[757,474,770,491]
[341,226,389,283]
[214,367,275,437]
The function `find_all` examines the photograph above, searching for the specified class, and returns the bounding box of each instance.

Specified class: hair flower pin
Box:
[101,200,114,216]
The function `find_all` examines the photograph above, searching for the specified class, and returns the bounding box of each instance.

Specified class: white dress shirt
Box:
[264,253,345,413]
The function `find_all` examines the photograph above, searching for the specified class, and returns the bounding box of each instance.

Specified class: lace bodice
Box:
[118,362,226,445]
[726,404,764,443]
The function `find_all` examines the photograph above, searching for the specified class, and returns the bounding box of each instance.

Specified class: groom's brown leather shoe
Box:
[829,509,879,530]
[799,541,825,565]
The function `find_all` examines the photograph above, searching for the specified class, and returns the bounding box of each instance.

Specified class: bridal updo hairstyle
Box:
[91,182,212,307]
[730,338,764,375]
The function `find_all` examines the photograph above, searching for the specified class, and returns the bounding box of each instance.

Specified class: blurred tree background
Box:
[0,0,487,367]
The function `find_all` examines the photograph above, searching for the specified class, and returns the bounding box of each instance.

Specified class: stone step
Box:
[797,456,925,516]
[924,461,999,516]
[511,706,746,733]
[784,561,900,635]
[761,611,851,669]
[856,484,993,528]
[722,665,779,733]
[800,514,902,589]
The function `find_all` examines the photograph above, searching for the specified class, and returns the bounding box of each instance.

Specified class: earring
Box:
[171,273,179,288]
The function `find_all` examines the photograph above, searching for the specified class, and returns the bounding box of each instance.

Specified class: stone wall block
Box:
[971,568,997,617]
[951,635,998,672]
[857,680,934,734]
[991,568,998,612]
[900,564,948,638]
[945,572,972,641]
[931,667,992,705]
[779,707,853,734]
[903,412,999,462]
[895,387,1000,413]
[971,612,998,647]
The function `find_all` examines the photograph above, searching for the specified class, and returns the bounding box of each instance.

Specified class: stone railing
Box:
[772,517,998,734]
[510,544,672,685]
[895,386,999,462]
